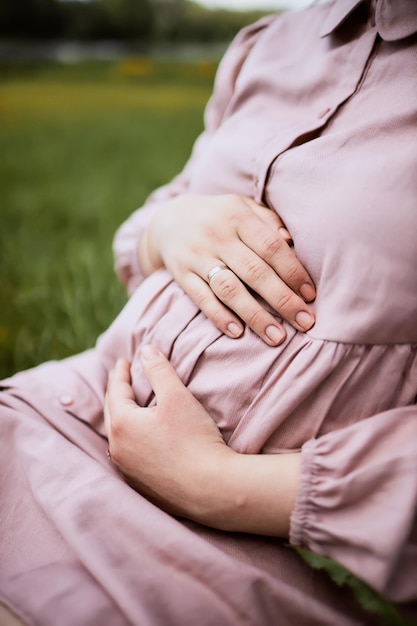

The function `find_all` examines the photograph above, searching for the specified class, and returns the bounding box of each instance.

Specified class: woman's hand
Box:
[105,349,301,537]
[105,350,229,522]
[138,194,315,346]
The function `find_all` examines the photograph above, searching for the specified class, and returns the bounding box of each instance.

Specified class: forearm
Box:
[191,449,301,537]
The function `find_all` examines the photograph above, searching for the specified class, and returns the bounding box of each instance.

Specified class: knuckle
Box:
[274,290,297,314]
[245,307,267,329]
[204,224,223,244]
[187,283,231,331]
[243,258,269,284]
[214,274,239,301]
[283,261,301,284]
[260,233,284,258]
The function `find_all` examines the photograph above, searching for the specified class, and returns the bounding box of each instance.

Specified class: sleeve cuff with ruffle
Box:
[289,408,417,603]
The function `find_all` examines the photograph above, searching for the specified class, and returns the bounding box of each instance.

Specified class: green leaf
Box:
[293,547,414,626]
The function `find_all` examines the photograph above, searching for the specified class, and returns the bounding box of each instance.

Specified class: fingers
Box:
[107,358,135,406]
[105,358,136,434]
[180,271,246,340]
[140,345,189,402]
[106,350,188,433]
[208,267,287,344]
[207,263,313,340]
[237,215,314,301]
[181,267,288,345]
[209,199,316,336]
[220,243,315,334]
[180,251,314,345]
[197,217,315,338]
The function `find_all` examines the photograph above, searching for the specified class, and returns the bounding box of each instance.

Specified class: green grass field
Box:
[0,59,214,378]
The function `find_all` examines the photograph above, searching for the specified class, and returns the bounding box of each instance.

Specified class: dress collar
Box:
[319,0,417,41]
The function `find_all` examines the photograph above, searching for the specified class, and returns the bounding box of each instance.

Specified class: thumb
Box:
[140,344,185,400]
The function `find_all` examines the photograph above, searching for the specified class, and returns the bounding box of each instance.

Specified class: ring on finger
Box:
[207,264,228,285]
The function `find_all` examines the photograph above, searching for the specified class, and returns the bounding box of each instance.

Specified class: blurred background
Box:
[0,0,311,378]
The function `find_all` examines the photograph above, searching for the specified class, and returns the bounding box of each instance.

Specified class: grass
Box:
[0,58,214,378]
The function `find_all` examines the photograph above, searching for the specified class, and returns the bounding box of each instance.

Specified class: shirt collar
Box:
[319,0,417,42]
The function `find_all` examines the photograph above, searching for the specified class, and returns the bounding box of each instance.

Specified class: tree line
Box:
[0,0,274,42]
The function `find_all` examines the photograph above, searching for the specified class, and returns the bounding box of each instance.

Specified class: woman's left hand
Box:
[105,348,301,537]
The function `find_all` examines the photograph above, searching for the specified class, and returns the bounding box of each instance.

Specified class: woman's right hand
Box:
[138,193,315,346]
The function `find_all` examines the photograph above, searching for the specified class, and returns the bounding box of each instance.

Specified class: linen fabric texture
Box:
[1,0,417,624]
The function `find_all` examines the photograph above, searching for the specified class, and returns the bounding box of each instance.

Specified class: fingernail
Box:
[299,283,316,302]
[266,325,285,344]
[295,311,314,331]
[227,322,243,338]
[141,344,161,360]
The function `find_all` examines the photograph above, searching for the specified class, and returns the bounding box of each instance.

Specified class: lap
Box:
[0,364,374,626]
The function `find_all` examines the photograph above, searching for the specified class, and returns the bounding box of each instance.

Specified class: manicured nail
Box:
[295,311,314,331]
[227,322,243,338]
[141,344,161,360]
[299,283,316,302]
[266,325,285,344]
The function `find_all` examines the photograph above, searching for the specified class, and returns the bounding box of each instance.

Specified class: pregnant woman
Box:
[1,1,416,624]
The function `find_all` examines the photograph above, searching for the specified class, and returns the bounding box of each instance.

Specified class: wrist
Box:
[137,220,163,277]
[190,448,301,538]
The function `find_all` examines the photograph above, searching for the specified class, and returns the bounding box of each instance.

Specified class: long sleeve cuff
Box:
[113,203,160,296]
[290,407,417,603]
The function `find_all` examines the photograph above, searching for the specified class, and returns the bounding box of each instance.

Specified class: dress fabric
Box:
[1,0,417,624]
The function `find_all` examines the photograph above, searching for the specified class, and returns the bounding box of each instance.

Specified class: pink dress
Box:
[1,1,417,624]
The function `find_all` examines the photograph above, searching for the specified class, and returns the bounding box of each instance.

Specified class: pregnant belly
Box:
[97,270,417,455]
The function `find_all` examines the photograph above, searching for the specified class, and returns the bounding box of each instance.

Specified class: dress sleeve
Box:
[290,406,417,604]
[112,15,276,296]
